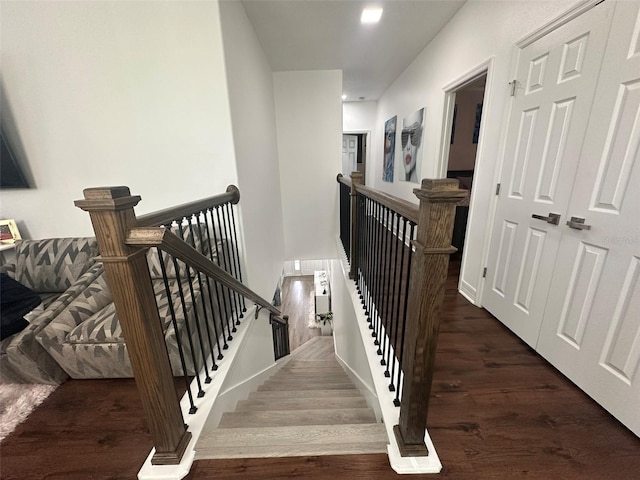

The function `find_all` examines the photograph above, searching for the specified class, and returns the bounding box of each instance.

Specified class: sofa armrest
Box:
[5,262,104,384]
[0,262,16,277]
[36,266,114,346]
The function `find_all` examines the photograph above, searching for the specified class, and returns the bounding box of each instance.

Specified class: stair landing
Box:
[195,337,388,459]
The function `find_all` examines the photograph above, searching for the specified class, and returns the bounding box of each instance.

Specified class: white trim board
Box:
[516,0,603,48]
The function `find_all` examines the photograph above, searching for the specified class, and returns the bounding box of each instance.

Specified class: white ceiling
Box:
[240,0,467,102]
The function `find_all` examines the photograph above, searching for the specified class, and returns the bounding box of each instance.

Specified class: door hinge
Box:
[483,267,488,278]
[509,79,517,96]
[495,183,501,195]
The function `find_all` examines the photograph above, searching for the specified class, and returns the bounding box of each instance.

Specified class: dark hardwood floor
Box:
[2,258,639,479]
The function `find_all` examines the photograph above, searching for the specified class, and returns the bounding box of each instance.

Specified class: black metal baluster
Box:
[375,206,388,351]
[228,203,247,315]
[340,183,350,259]
[394,221,416,407]
[372,201,384,340]
[363,198,372,318]
[192,216,219,371]
[216,206,239,333]
[177,222,211,384]
[172,256,205,399]
[366,199,376,324]
[389,217,408,392]
[156,248,196,414]
[213,206,234,340]
[223,203,242,323]
[356,193,362,296]
[385,212,401,376]
[377,206,391,356]
[204,207,228,353]
[368,200,378,330]
[358,193,366,305]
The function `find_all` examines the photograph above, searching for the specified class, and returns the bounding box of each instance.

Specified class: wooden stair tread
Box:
[248,389,366,400]
[201,423,387,446]
[196,424,388,459]
[257,382,357,391]
[194,442,388,459]
[235,396,368,411]
[265,374,351,383]
[218,408,377,428]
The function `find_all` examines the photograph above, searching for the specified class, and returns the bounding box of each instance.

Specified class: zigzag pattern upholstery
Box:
[1,238,100,384]
[37,237,233,379]
[13,238,100,293]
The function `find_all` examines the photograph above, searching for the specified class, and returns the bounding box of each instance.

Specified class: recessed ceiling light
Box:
[361,7,383,24]
[342,94,347,101]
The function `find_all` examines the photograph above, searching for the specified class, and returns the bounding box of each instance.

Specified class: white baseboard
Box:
[335,352,382,421]
[459,278,479,305]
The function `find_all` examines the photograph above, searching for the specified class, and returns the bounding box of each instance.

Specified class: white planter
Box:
[319,323,333,336]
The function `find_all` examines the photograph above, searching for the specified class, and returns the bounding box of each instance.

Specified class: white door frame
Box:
[343,130,371,183]
[437,57,494,305]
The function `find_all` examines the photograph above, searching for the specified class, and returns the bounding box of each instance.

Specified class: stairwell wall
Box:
[218,1,285,299]
[273,70,343,261]
[329,258,380,418]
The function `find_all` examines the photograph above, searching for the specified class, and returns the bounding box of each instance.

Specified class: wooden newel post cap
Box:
[74,186,142,212]
[350,171,364,183]
[413,178,468,204]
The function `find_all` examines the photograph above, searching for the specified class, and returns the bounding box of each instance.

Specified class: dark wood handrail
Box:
[336,173,419,223]
[337,173,352,188]
[270,314,288,326]
[355,184,419,224]
[126,226,280,317]
[137,185,240,227]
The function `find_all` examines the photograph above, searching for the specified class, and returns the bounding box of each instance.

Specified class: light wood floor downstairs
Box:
[1,259,639,479]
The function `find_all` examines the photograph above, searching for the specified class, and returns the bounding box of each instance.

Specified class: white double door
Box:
[484,0,640,435]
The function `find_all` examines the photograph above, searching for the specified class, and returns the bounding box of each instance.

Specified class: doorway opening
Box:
[342,132,367,183]
[441,72,487,274]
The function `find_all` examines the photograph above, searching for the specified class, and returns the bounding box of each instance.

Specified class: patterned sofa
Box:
[1,238,101,384]
[36,238,231,379]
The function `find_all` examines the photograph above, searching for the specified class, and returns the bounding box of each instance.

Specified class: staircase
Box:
[196,337,388,458]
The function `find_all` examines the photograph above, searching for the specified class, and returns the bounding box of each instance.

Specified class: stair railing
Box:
[336,172,466,456]
[75,186,288,465]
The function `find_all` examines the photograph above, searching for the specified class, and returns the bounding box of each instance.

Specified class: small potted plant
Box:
[315,312,333,336]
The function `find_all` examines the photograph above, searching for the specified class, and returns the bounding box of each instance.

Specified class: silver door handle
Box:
[566,216,591,230]
[532,212,561,225]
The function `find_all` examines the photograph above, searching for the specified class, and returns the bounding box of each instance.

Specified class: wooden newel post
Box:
[349,171,364,279]
[75,187,191,465]
[394,178,467,456]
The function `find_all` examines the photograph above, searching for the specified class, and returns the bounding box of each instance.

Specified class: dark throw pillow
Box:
[1,273,42,340]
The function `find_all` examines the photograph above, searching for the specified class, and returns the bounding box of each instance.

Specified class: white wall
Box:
[330,258,376,390]
[0,1,237,239]
[218,1,285,299]
[273,70,343,261]
[343,101,377,133]
[369,0,581,303]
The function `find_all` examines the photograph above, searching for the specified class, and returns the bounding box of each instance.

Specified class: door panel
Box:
[342,134,358,175]
[483,1,615,347]
[537,1,640,436]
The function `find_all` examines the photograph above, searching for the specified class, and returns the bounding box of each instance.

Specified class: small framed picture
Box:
[0,219,21,244]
